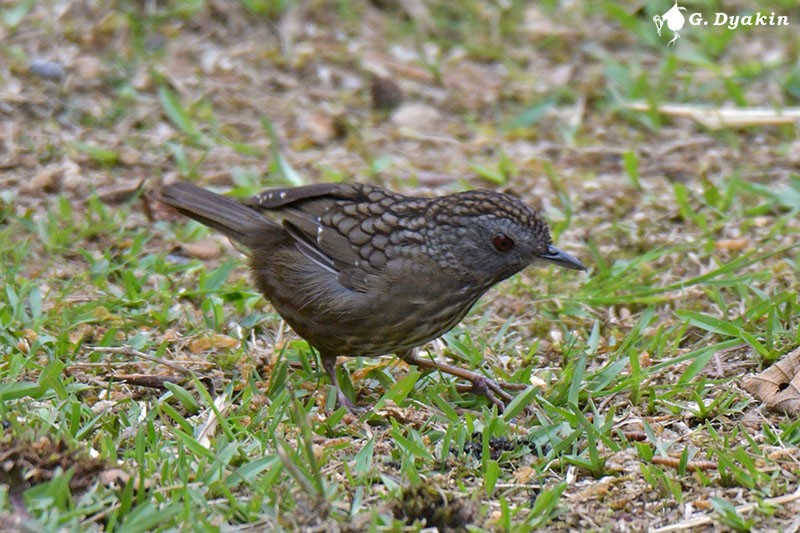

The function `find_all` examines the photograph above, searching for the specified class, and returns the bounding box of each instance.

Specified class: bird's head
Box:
[426,190,586,287]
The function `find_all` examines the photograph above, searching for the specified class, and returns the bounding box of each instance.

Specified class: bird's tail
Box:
[157,182,274,245]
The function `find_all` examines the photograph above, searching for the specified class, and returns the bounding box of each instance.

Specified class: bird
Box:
[157,181,586,412]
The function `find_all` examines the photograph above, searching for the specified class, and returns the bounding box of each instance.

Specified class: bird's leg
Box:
[397,350,527,412]
[320,355,363,414]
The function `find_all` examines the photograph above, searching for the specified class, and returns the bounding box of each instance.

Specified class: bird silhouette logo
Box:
[653,0,687,46]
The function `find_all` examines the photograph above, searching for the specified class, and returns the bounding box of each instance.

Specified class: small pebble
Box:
[370,75,403,110]
[29,58,65,80]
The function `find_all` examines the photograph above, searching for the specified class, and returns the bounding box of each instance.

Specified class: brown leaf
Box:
[715,238,750,251]
[294,110,337,146]
[511,465,537,484]
[351,358,393,381]
[742,347,800,416]
[72,55,105,80]
[188,334,239,353]
[100,468,152,490]
[99,468,130,487]
[391,103,441,130]
[181,239,223,259]
[21,164,61,193]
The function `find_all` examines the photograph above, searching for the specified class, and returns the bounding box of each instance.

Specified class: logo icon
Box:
[653,1,687,46]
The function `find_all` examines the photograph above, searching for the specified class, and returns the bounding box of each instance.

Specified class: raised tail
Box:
[157,182,275,245]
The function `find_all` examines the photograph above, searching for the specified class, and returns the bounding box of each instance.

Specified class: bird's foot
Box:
[335,388,366,415]
[399,351,534,414]
[455,377,534,415]
[457,376,512,411]
[321,355,366,415]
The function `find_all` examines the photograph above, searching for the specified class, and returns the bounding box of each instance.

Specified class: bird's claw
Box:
[335,390,366,415]
[457,376,534,415]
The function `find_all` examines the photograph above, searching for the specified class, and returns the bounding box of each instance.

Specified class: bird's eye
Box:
[492,233,514,252]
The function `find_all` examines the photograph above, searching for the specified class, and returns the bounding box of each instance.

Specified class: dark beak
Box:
[539,245,586,271]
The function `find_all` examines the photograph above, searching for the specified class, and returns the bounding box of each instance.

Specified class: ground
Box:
[1,0,799,531]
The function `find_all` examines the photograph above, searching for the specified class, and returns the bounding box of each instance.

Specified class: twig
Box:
[625,101,800,128]
[651,456,717,472]
[650,488,800,532]
[112,374,184,389]
[87,346,194,376]
[67,360,215,369]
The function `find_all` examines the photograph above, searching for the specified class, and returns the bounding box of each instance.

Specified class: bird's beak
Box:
[539,245,586,271]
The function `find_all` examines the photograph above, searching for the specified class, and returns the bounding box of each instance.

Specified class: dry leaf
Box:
[391,103,441,130]
[742,347,800,416]
[512,465,537,484]
[99,468,130,487]
[100,468,152,490]
[73,55,105,80]
[181,239,223,259]
[529,375,548,389]
[188,334,239,353]
[715,238,750,251]
[294,110,336,146]
[21,164,61,193]
[351,358,394,381]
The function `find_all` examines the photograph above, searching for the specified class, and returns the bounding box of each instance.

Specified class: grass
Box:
[1,0,799,530]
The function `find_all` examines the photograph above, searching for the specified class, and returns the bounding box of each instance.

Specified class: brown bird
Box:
[157,182,585,412]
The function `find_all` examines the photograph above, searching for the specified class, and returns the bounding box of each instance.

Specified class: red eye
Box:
[492,233,514,252]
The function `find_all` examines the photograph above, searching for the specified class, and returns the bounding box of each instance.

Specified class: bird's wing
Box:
[245,184,384,291]
[246,183,360,210]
